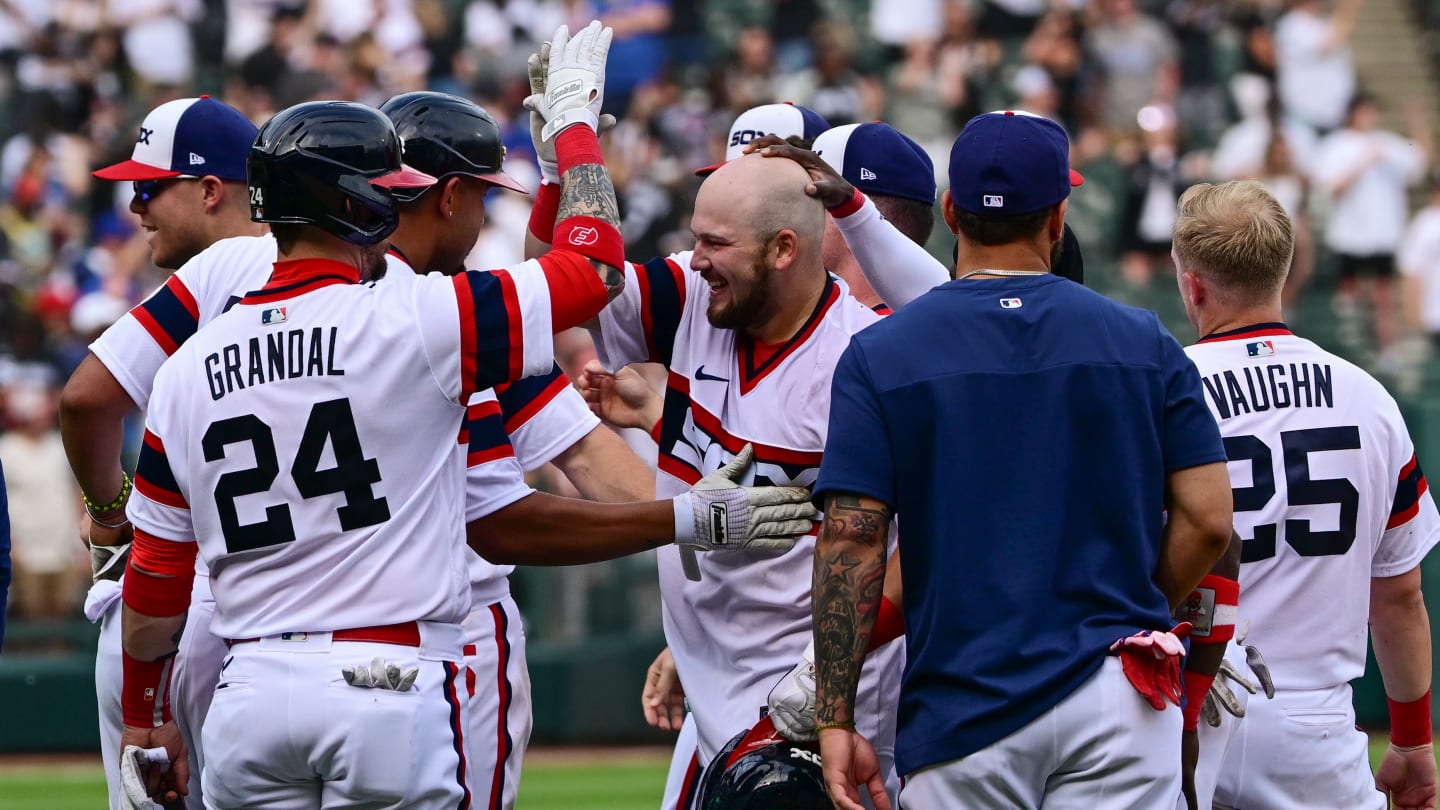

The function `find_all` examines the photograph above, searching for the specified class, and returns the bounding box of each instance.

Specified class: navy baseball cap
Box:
[696,102,830,175]
[948,110,1083,215]
[94,95,257,182]
[812,122,936,205]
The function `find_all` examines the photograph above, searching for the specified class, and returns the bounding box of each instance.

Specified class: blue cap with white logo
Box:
[947,110,1083,215]
[812,122,936,205]
[94,95,257,182]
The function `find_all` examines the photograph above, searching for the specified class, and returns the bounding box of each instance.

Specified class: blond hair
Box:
[1172,181,1293,297]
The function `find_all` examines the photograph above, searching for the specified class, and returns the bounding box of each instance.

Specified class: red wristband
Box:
[554,215,624,278]
[124,530,197,617]
[868,596,905,651]
[556,126,604,176]
[1389,689,1433,747]
[1183,672,1216,732]
[122,652,173,727]
[828,188,866,219]
[1182,574,1238,645]
[539,249,610,331]
[527,180,561,244]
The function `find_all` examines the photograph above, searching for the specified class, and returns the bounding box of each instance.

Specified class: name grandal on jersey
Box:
[204,326,346,401]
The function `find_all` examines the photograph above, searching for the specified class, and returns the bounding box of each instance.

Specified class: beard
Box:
[705,255,774,331]
[357,241,389,281]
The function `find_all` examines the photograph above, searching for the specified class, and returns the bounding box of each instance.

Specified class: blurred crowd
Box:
[1,0,1438,627]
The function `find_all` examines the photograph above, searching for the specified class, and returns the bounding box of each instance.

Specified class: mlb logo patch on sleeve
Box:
[1000,298,1022,309]
[1246,340,1275,357]
[262,307,287,325]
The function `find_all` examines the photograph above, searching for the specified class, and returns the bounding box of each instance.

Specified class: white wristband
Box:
[538,158,560,185]
[671,492,694,544]
[542,108,599,142]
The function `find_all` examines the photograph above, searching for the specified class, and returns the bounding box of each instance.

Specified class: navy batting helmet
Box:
[247,101,436,245]
[379,91,528,202]
[696,717,834,810]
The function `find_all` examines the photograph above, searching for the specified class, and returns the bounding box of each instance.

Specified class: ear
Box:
[941,190,958,235]
[770,228,800,271]
[199,176,225,214]
[1047,200,1067,244]
[440,176,464,218]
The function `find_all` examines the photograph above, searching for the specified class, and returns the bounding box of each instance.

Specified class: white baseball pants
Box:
[463,595,532,810]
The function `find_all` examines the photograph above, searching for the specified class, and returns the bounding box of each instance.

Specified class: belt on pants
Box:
[226,621,421,647]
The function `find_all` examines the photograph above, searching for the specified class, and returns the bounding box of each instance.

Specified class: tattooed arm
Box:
[813,492,892,728]
[557,159,624,300]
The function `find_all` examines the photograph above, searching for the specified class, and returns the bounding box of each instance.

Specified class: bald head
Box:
[698,154,825,249]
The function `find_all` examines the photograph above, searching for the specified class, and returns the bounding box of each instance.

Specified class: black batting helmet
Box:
[379,91,528,202]
[696,717,834,810]
[247,101,436,245]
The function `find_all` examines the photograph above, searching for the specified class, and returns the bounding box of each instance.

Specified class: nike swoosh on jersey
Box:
[694,365,730,383]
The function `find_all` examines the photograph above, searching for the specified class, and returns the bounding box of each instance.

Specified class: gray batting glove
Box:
[1202,633,1275,727]
[672,444,817,553]
[119,745,168,810]
[342,657,419,692]
[767,640,818,741]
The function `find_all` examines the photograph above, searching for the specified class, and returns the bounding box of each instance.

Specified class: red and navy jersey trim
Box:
[135,430,187,509]
[238,259,361,305]
[494,365,570,433]
[442,662,474,809]
[736,277,839,394]
[636,256,687,366]
[674,750,703,810]
[1196,322,1293,344]
[459,399,516,467]
[133,276,199,356]
[454,270,524,402]
[1389,453,1430,530]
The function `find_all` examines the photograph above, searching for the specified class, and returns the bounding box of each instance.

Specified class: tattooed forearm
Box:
[813,492,891,727]
[558,161,624,296]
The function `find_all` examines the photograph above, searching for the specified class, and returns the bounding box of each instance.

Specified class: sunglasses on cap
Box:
[132,176,196,203]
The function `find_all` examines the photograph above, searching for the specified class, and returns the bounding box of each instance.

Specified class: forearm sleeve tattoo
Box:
[813,492,891,727]
[557,162,624,296]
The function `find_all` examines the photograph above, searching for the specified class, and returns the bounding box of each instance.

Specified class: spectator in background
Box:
[723,25,778,113]
[1166,0,1228,147]
[0,382,81,621]
[1274,0,1362,135]
[1021,10,1082,127]
[589,0,671,117]
[106,0,202,89]
[1119,104,1187,287]
[1314,93,1429,369]
[976,0,1044,43]
[779,20,884,126]
[1398,176,1440,352]
[1086,0,1178,133]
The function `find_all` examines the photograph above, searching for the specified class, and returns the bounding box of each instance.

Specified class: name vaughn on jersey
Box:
[204,326,345,401]
[1200,361,1334,420]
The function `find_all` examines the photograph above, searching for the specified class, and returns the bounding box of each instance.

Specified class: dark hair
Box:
[870,193,935,247]
[951,205,1054,246]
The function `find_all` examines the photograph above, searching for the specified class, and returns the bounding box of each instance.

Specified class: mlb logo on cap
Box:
[696,103,830,175]
[948,110,1083,215]
[811,122,936,205]
[93,96,257,183]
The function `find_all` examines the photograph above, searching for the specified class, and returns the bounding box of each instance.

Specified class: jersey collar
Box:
[239,258,362,305]
[736,276,839,395]
[1196,322,1292,344]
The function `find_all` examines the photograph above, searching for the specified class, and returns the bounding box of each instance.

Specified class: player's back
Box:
[1185,325,1433,690]
[145,260,475,642]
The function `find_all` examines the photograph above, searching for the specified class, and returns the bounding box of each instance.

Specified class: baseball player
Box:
[810,111,1233,810]
[379,88,660,808]
[119,60,813,809]
[1173,180,1440,810]
[59,95,262,809]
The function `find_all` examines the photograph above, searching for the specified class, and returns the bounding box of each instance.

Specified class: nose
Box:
[129,194,146,215]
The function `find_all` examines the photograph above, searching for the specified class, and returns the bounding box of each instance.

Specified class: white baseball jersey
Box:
[1186,324,1440,690]
[126,254,563,639]
[92,234,599,607]
[591,252,902,764]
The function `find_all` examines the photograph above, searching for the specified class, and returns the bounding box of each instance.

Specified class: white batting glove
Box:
[767,639,818,741]
[524,21,612,142]
[119,745,169,810]
[672,444,817,553]
[342,657,419,692]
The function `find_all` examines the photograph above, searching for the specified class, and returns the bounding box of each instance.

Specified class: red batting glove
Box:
[1110,622,1192,711]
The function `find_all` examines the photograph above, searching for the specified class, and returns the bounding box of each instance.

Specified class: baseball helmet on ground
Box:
[247,100,435,245]
[696,716,834,809]
[379,91,529,201]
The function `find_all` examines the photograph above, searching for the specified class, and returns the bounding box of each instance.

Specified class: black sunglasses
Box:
[132,177,193,203]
